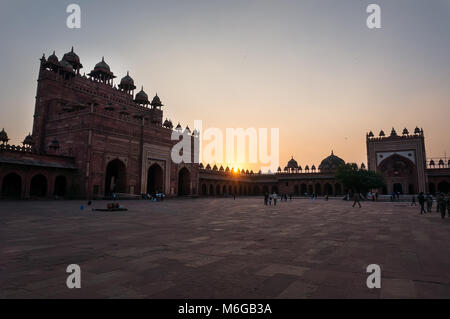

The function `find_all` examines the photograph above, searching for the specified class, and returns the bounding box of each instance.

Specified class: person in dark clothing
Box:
[352,192,361,208]
[418,192,426,214]
[264,193,268,205]
[426,194,433,212]
[437,193,446,219]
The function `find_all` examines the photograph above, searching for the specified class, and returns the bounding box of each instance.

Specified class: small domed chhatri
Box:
[47,51,59,65]
[287,156,298,170]
[62,47,82,73]
[88,57,115,84]
[22,133,33,146]
[150,94,164,109]
[318,151,345,172]
[0,128,9,144]
[134,86,150,105]
[118,71,136,93]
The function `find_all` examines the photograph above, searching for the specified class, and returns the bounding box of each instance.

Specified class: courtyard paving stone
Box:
[1,198,449,298]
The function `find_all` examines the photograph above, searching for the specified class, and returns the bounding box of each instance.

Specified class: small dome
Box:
[205,164,211,170]
[438,159,444,166]
[379,130,385,137]
[134,86,150,105]
[163,118,173,129]
[277,166,282,172]
[175,123,182,131]
[118,71,136,90]
[318,151,345,172]
[414,126,421,134]
[305,165,310,171]
[287,156,298,169]
[402,128,409,135]
[199,163,204,169]
[429,160,435,166]
[212,164,218,171]
[22,133,33,146]
[62,47,82,69]
[225,166,230,172]
[47,51,59,65]
[184,126,191,134]
[390,127,397,136]
[368,131,374,137]
[0,128,9,143]
[150,94,164,108]
[94,57,111,72]
[219,165,224,171]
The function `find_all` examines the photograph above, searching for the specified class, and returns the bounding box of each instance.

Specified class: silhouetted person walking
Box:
[438,193,446,219]
[352,192,361,208]
[418,192,426,214]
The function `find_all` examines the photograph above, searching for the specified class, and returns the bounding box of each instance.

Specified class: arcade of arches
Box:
[199,180,345,196]
[1,170,71,199]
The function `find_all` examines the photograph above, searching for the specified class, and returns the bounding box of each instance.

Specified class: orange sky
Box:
[1,1,449,172]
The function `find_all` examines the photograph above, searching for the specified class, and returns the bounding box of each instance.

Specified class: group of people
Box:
[263,192,291,205]
[415,192,450,219]
[141,191,165,202]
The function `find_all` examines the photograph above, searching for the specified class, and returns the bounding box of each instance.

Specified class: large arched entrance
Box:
[209,184,214,196]
[379,154,417,195]
[30,174,48,197]
[54,175,67,197]
[147,164,164,195]
[105,159,127,195]
[1,173,22,198]
[201,183,207,195]
[178,167,190,196]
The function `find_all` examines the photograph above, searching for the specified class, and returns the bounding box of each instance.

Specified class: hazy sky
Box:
[1,0,449,171]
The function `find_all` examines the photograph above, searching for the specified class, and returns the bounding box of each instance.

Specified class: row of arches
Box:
[199,181,345,197]
[292,182,342,196]
[200,183,277,196]
[1,173,67,198]
[104,159,192,197]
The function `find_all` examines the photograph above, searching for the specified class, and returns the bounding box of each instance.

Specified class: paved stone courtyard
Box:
[1,198,450,299]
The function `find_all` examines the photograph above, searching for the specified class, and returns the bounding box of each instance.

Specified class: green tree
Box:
[335,163,385,193]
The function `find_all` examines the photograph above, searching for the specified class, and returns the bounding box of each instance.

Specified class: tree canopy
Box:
[335,163,385,193]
